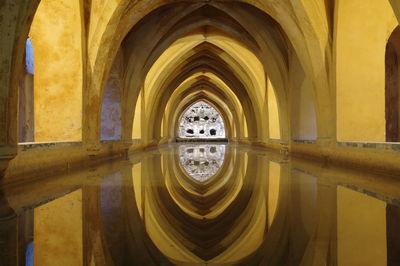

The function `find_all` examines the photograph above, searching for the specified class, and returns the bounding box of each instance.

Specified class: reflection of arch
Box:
[140,147,268,262]
[386,26,400,142]
[177,100,226,140]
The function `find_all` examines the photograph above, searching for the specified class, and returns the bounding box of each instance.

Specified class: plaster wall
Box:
[336,0,398,141]
[29,0,83,142]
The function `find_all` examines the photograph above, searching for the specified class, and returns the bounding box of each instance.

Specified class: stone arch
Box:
[0,1,40,172]
[164,84,244,141]
[88,0,330,145]
[143,53,260,143]
[86,1,307,145]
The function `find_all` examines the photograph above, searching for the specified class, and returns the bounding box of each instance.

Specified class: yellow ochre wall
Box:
[30,0,83,142]
[336,0,398,142]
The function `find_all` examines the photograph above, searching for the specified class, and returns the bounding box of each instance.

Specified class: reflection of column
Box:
[300,181,337,265]
[18,209,34,265]
[121,163,171,264]
[0,191,18,265]
[287,171,318,265]
[337,186,386,266]
[268,161,281,227]
[82,182,112,265]
[34,189,83,266]
[386,204,400,265]
[256,162,291,265]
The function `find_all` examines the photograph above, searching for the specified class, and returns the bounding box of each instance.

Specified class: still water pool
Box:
[1,143,400,266]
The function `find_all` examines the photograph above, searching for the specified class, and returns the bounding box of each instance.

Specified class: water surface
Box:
[1,143,400,266]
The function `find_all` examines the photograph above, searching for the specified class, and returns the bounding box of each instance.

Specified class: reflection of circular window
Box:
[179,144,226,182]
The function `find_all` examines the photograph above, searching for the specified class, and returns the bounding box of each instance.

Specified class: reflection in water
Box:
[179,144,225,182]
[2,144,400,265]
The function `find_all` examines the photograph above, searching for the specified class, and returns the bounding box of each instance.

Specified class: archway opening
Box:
[386,26,400,142]
[177,101,226,141]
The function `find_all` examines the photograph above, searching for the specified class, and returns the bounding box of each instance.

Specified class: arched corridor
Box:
[1,0,400,265]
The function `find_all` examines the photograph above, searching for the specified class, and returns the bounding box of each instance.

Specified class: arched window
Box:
[19,38,35,142]
[178,101,226,139]
[25,38,34,74]
[385,26,400,142]
[179,144,225,182]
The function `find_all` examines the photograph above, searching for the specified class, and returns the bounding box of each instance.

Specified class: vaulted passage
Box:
[1,0,400,265]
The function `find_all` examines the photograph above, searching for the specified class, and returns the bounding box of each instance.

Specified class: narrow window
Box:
[19,38,35,142]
